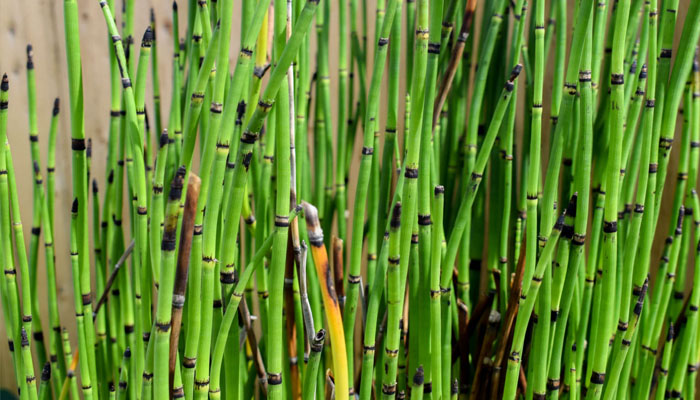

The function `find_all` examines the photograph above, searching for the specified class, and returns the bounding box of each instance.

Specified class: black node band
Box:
[155,321,171,332]
[603,221,617,233]
[427,42,440,54]
[268,373,282,385]
[220,271,237,284]
[405,167,418,178]
[72,138,86,151]
[590,372,605,384]
[418,214,432,226]
[161,239,176,251]
[547,379,561,391]
[240,132,257,144]
[611,73,624,85]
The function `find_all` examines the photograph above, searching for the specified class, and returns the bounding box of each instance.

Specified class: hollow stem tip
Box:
[509,64,523,82]
[142,26,154,47]
[554,211,566,232]
[160,131,169,148]
[412,366,424,386]
[633,278,649,315]
[26,44,34,68]
[41,362,51,382]
[311,329,326,352]
[301,201,323,245]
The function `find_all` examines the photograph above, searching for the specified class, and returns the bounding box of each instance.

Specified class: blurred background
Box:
[0,0,693,395]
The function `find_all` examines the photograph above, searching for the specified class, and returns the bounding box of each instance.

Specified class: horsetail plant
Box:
[2,0,700,399]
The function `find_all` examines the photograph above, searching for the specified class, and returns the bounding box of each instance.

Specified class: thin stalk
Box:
[68,198,93,400]
[344,0,402,381]
[0,75,28,399]
[379,202,403,399]
[498,0,526,319]
[25,45,48,368]
[154,167,185,399]
[335,0,349,252]
[585,0,631,397]
[20,328,39,400]
[44,97,65,391]
[64,0,98,389]
[411,0,443,383]
[430,186,444,400]
[603,1,659,395]
[655,323,675,399]
[150,9,163,138]
[376,6,402,286]
[302,330,326,400]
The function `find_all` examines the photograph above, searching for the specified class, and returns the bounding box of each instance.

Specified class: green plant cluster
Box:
[0,0,699,399]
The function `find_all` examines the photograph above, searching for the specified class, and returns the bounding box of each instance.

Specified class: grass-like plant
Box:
[1,0,700,399]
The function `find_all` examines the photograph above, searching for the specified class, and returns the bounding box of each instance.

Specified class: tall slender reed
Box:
[343,0,402,383]
[585,1,630,397]
[24,45,48,369]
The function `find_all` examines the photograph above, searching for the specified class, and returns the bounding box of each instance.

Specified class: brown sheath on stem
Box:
[169,172,201,394]
[492,233,527,398]
[465,292,495,344]
[458,298,470,393]
[519,367,528,397]
[325,369,335,400]
[470,310,501,400]
[93,240,136,318]
[332,236,344,301]
[432,0,478,130]
[240,297,268,395]
[452,277,495,375]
